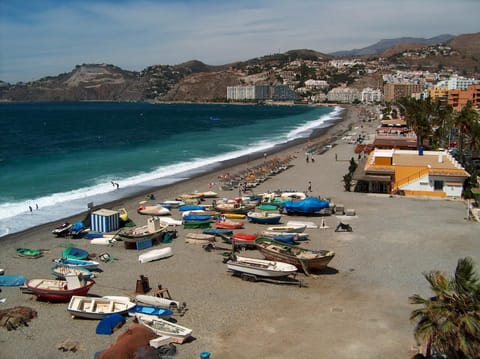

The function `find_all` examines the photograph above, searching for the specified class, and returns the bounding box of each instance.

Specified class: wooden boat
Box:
[223,213,246,219]
[138,247,173,263]
[136,316,192,339]
[159,217,183,226]
[183,220,211,229]
[25,277,95,302]
[178,205,205,212]
[266,224,307,233]
[16,248,43,258]
[226,255,298,278]
[255,237,335,275]
[185,232,215,244]
[53,258,100,270]
[213,202,255,215]
[51,265,93,281]
[203,228,233,237]
[198,191,218,198]
[183,214,212,222]
[62,247,89,260]
[176,192,204,201]
[117,217,168,243]
[67,295,136,319]
[246,211,282,225]
[137,204,171,216]
[215,220,244,229]
[160,200,184,208]
[52,222,73,237]
[128,304,173,319]
[231,233,257,247]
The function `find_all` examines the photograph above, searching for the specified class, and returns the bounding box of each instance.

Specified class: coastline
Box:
[2,103,477,359]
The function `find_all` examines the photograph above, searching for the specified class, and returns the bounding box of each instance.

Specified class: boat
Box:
[260,232,298,244]
[70,221,87,238]
[51,265,93,281]
[137,204,171,216]
[176,193,204,201]
[117,217,168,243]
[282,197,330,215]
[266,224,307,233]
[213,202,255,215]
[158,217,183,226]
[225,255,298,278]
[118,208,129,222]
[287,220,319,229]
[280,192,307,201]
[160,200,184,208]
[53,258,100,270]
[67,295,136,319]
[183,220,211,229]
[16,248,43,258]
[262,230,309,241]
[256,204,280,211]
[62,247,89,260]
[135,294,183,310]
[246,211,282,225]
[185,232,215,244]
[223,213,246,219]
[138,247,173,263]
[128,304,173,319]
[198,191,218,198]
[136,316,192,340]
[202,228,233,237]
[178,205,206,212]
[215,220,244,229]
[52,222,73,237]
[231,232,257,247]
[182,214,212,222]
[25,276,95,302]
[255,237,335,275]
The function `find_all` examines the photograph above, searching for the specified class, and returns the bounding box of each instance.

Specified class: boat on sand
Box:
[25,276,95,302]
[225,255,298,278]
[136,316,192,340]
[117,217,168,243]
[67,295,136,319]
[138,247,173,263]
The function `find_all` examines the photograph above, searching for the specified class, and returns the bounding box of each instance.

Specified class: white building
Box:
[227,85,296,101]
[327,87,361,103]
[435,76,479,90]
[361,88,383,103]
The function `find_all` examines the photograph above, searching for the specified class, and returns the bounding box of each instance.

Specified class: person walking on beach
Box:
[308,181,312,192]
[29,206,33,213]
[115,182,119,189]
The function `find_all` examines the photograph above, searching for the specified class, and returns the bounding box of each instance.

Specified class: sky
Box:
[0,0,479,83]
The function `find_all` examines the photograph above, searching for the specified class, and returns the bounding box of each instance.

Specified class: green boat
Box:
[16,248,43,258]
[256,204,280,211]
[183,220,211,229]
[62,247,89,260]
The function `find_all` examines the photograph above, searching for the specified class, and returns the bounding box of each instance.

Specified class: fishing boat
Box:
[282,197,330,215]
[159,200,184,208]
[128,304,173,319]
[25,276,95,302]
[135,294,183,310]
[138,247,173,263]
[51,265,93,281]
[246,211,282,225]
[67,295,136,319]
[137,204,171,216]
[182,214,212,222]
[16,248,43,258]
[286,220,319,229]
[136,316,192,340]
[223,213,246,219]
[255,237,335,275]
[117,217,168,244]
[185,233,215,244]
[53,258,100,270]
[62,247,89,260]
[52,222,73,237]
[225,255,298,278]
[183,220,211,229]
[202,228,233,237]
[262,230,309,241]
[266,224,307,233]
[215,220,244,229]
[178,205,206,212]
[213,202,255,215]
[260,232,298,244]
[231,232,257,247]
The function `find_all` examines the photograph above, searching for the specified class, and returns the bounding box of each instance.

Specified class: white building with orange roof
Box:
[354,149,469,197]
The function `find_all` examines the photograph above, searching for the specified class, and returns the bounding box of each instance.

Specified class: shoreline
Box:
[1,106,350,243]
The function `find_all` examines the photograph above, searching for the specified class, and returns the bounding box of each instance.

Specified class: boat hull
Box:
[246,212,282,225]
[67,295,136,319]
[138,247,173,263]
[255,238,335,274]
[226,256,297,277]
[26,278,95,302]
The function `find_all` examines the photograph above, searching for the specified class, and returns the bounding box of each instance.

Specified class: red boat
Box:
[232,233,257,247]
[25,277,95,302]
[215,220,244,229]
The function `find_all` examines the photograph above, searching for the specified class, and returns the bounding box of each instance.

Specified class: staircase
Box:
[392,168,430,193]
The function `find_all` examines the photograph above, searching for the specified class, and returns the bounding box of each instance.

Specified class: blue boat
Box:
[128,305,173,318]
[283,197,330,215]
[203,228,233,236]
[270,233,298,244]
[62,247,89,260]
[246,211,282,225]
[178,205,205,212]
[53,258,100,270]
[183,214,212,222]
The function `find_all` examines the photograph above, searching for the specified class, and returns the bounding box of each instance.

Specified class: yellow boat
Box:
[117,208,129,222]
[223,213,246,219]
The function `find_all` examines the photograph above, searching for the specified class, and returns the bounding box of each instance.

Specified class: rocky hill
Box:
[0,33,478,103]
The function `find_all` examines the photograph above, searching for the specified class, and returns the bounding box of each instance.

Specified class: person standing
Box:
[308,181,312,192]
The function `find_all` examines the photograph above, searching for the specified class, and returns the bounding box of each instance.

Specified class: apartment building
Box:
[227,85,297,101]
[384,83,423,102]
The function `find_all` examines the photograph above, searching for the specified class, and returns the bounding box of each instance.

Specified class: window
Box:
[434,180,444,190]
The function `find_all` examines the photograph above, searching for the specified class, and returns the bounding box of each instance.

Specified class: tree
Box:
[409,257,480,359]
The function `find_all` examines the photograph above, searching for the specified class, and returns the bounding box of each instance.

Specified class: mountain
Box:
[329,34,455,57]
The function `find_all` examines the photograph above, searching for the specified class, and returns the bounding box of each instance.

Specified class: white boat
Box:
[138,247,173,263]
[280,192,307,200]
[135,294,182,309]
[184,232,215,244]
[226,255,298,278]
[137,204,171,216]
[67,295,136,319]
[90,236,117,245]
[160,200,184,208]
[266,224,307,233]
[198,191,218,198]
[159,217,183,226]
[136,316,192,339]
[286,220,319,229]
[117,217,168,244]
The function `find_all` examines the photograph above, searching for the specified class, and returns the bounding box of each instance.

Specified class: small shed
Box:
[91,209,120,233]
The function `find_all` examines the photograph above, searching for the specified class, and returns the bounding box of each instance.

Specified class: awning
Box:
[354,174,392,182]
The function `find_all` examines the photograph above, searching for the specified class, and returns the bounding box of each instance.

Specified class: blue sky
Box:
[1,0,479,83]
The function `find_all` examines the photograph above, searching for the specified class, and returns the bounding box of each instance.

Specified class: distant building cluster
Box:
[226,85,297,101]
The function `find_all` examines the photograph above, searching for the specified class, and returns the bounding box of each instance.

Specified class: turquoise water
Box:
[0,102,341,236]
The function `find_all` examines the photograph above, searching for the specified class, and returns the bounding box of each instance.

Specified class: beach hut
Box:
[91,209,120,233]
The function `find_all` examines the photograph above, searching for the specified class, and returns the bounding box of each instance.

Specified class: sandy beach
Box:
[1,105,479,359]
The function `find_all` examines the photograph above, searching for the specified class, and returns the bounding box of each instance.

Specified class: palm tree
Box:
[409,257,480,358]
[397,97,435,149]
[454,101,479,163]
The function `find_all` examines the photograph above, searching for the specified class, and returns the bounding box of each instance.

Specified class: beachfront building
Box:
[384,83,423,102]
[373,118,417,150]
[353,149,469,197]
[227,85,297,101]
[435,76,479,90]
[361,88,383,104]
[326,87,361,103]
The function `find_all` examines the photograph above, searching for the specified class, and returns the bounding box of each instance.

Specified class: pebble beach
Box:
[1,105,479,359]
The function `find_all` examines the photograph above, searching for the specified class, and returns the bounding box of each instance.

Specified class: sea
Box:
[0,102,342,237]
